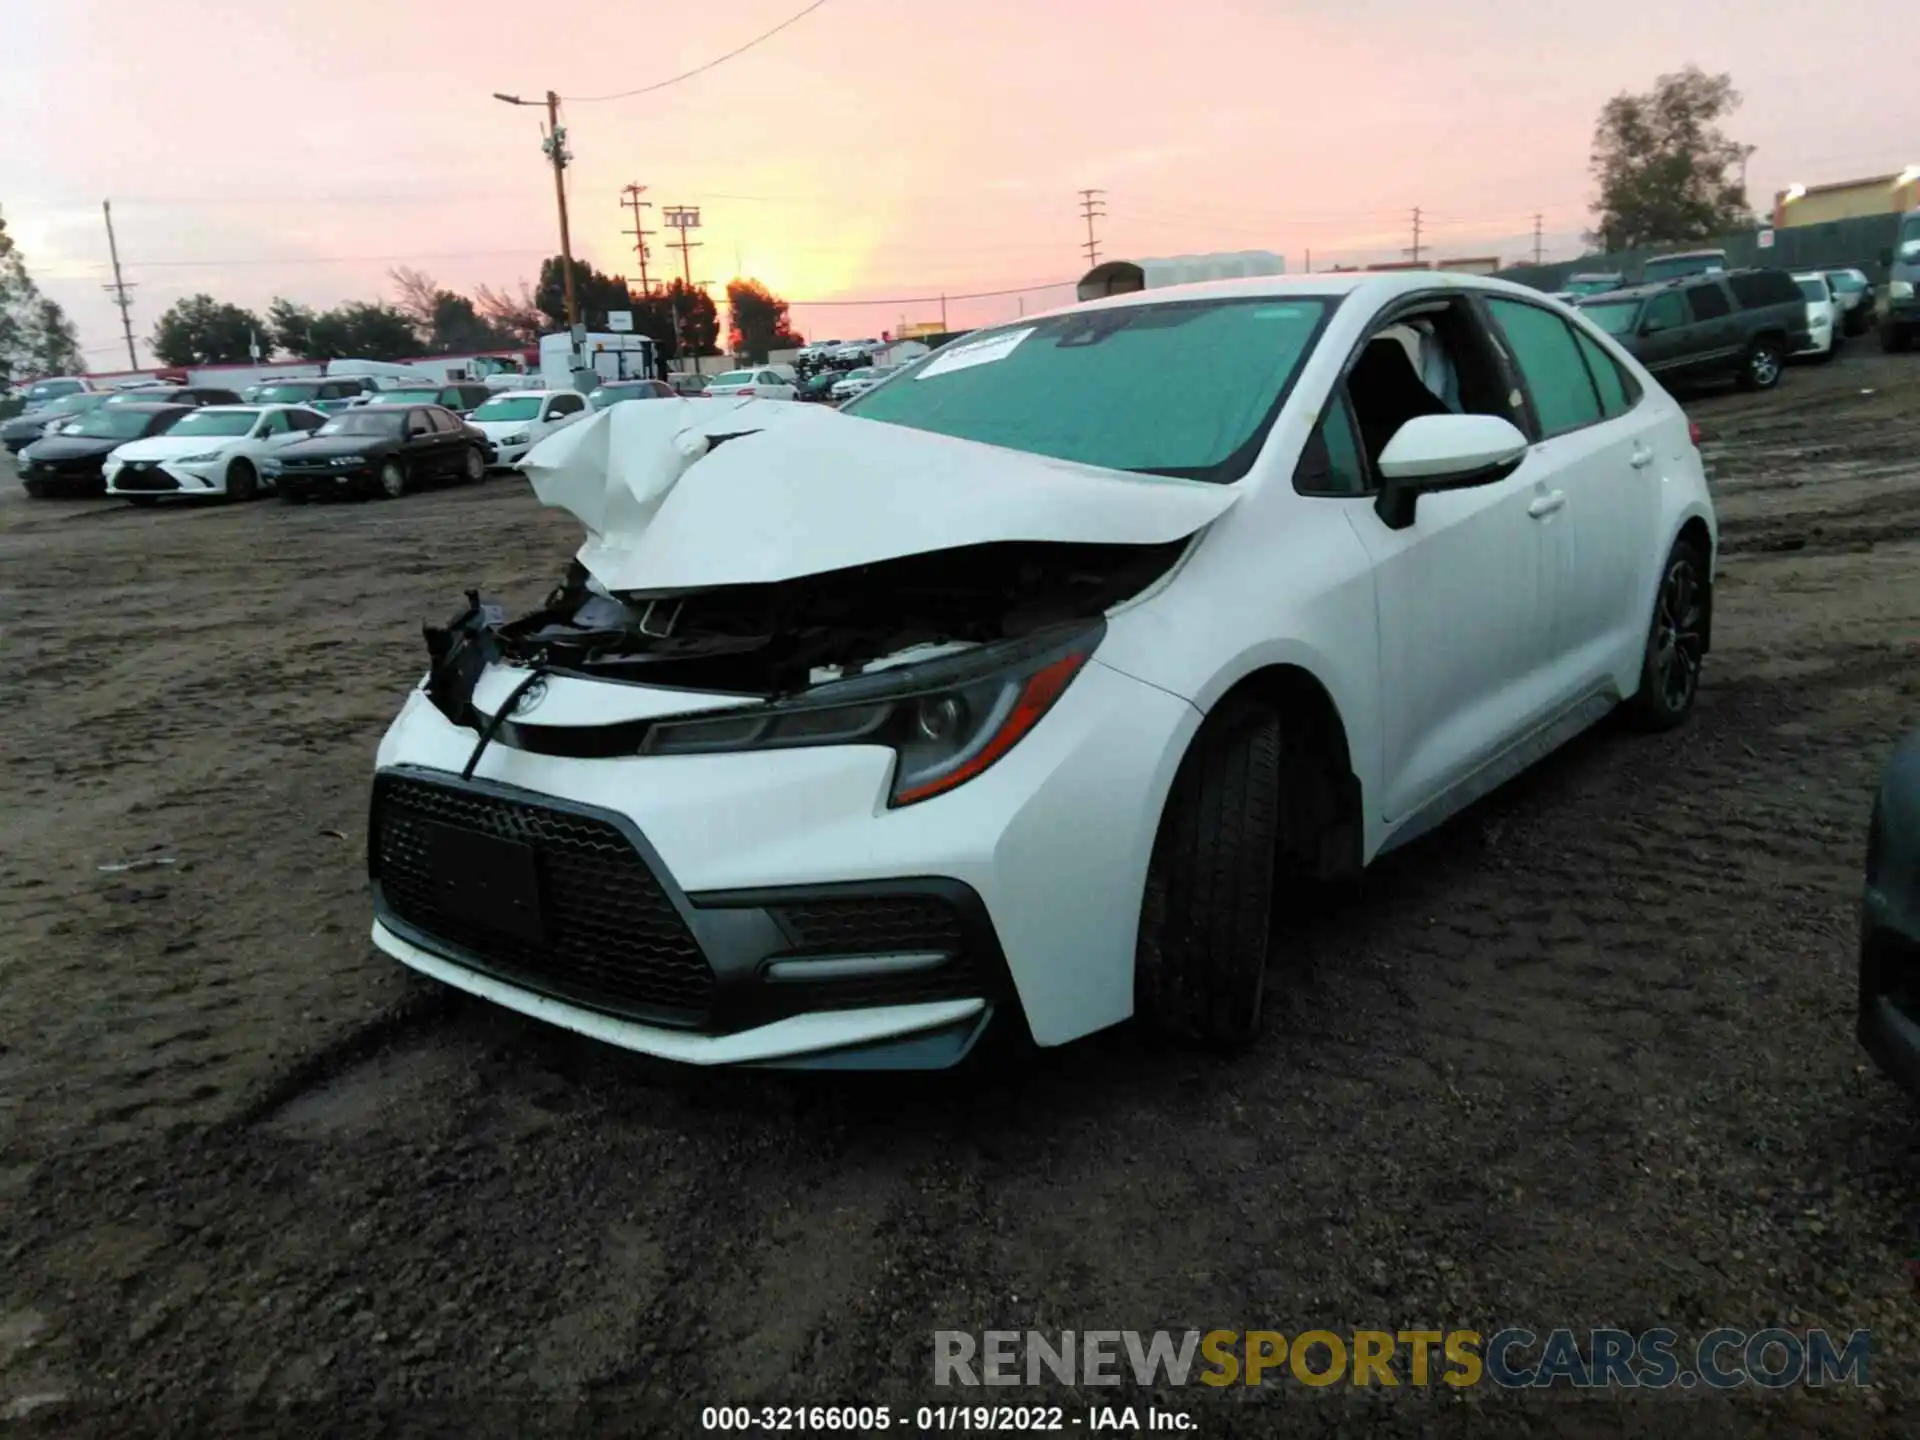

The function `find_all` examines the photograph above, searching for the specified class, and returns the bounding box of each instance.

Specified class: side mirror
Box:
[1640,314,1666,335]
[1373,414,1530,531]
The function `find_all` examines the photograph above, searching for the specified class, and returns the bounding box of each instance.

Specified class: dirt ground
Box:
[1,350,1917,1438]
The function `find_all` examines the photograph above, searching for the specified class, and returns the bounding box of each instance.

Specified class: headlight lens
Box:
[503,430,530,445]
[178,450,223,463]
[329,454,366,466]
[638,626,1100,806]
[1892,279,1914,299]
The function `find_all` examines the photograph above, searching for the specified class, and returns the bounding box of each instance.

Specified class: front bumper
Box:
[370,657,1201,1066]
[105,458,227,496]
[275,463,372,497]
[15,459,106,494]
[485,440,530,468]
[1792,322,1835,356]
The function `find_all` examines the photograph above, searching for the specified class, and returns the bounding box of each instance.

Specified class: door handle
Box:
[1630,444,1655,469]
[1527,491,1566,519]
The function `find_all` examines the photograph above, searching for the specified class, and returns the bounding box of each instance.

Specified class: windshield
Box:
[1643,255,1722,281]
[381,390,443,405]
[1795,277,1828,302]
[1827,272,1865,294]
[712,371,757,386]
[37,392,107,419]
[1565,276,1621,296]
[844,295,1333,483]
[105,389,178,405]
[25,380,84,403]
[839,368,875,383]
[590,386,647,408]
[166,409,259,438]
[315,411,403,437]
[1578,300,1641,337]
[472,396,541,421]
[255,383,322,403]
[70,408,168,439]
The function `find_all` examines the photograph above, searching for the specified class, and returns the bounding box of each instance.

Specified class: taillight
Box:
[1688,420,1702,446]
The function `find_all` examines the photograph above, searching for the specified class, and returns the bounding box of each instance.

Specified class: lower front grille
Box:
[371,772,717,1026]
[114,469,180,491]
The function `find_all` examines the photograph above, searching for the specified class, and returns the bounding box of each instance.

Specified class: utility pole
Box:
[1532,213,1544,266]
[621,183,655,296]
[101,200,138,370]
[1077,188,1107,268]
[1305,248,1312,273]
[492,90,578,337]
[1404,206,1424,267]
[940,293,948,330]
[662,206,704,364]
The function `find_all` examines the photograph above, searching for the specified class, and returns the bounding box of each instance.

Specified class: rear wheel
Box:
[1626,537,1709,731]
[1134,697,1282,1049]
[377,459,408,500]
[226,457,259,502]
[1737,338,1782,391]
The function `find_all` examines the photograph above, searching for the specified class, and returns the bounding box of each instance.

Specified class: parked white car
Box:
[467,388,591,468]
[1791,271,1841,360]
[704,368,798,401]
[369,272,1715,1070]
[1822,267,1872,337]
[828,366,889,401]
[103,404,329,501]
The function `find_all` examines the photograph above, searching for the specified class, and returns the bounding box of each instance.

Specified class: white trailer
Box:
[538,332,658,389]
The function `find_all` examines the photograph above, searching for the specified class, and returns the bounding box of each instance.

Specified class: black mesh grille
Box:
[114,469,180,491]
[372,774,716,1026]
[759,894,981,1013]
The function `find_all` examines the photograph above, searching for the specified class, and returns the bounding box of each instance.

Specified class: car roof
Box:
[486,389,557,400]
[104,401,193,414]
[1020,268,1579,327]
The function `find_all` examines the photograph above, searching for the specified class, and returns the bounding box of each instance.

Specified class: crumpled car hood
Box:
[519,396,1240,592]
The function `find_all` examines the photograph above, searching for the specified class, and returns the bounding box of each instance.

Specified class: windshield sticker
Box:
[916,328,1034,380]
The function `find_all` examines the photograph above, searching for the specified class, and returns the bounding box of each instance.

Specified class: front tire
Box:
[1738,338,1783,391]
[1627,538,1709,732]
[1134,697,1282,1049]
[226,458,259,502]
[377,460,408,500]
[462,446,486,483]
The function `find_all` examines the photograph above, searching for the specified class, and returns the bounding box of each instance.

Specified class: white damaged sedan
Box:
[369,272,1716,1069]
[105,403,328,501]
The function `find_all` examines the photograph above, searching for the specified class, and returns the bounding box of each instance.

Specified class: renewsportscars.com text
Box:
[934,1328,1871,1390]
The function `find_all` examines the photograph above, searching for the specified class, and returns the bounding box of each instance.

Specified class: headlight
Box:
[329,455,366,466]
[637,625,1100,806]
[178,450,224,464]
[1892,280,1914,299]
[503,430,530,445]
[262,459,283,475]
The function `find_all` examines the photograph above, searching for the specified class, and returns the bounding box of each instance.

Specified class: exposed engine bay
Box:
[426,538,1188,712]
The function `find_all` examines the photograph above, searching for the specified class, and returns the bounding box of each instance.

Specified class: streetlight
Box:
[493,90,579,340]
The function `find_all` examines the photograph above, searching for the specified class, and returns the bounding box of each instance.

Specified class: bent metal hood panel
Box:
[519,397,1241,592]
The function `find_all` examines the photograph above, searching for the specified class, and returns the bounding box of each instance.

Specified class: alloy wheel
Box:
[1653,557,1705,712]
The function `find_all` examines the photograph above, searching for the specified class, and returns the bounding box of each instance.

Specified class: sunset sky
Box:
[6,0,1914,367]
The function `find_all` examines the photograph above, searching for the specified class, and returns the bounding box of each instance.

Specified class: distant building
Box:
[1361,260,1433,272]
[897,321,947,340]
[1077,251,1286,300]
[1775,171,1920,228]
[1437,255,1502,275]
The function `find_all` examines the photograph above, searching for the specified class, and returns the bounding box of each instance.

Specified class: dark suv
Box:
[1575,268,1810,392]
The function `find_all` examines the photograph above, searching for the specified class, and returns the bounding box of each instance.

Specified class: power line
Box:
[560,0,832,103]
[785,280,1076,308]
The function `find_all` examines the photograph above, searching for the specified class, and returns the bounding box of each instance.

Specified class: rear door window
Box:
[1573,331,1638,420]
[1643,293,1685,331]
[1683,284,1731,321]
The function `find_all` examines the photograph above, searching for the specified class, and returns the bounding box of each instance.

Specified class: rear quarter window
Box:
[1727,270,1802,309]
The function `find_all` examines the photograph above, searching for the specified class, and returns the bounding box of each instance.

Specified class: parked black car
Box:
[270,404,489,502]
[102,385,243,408]
[370,382,496,415]
[798,370,843,403]
[16,403,192,497]
[2,391,114,453]
[590,379,676,408]
[1575,268,1810,392]
[1860,728,1920,1098]
[244,377,375,414]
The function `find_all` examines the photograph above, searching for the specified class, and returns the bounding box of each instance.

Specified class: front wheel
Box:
[1134,697,1282,1049]
[1626,538,1709,732]
[226,457,259,501]
[462,446,486,483]
[1738,339,1782,391]
[377,460,408,500]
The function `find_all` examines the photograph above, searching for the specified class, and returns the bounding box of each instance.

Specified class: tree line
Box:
[146,258,805,369]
